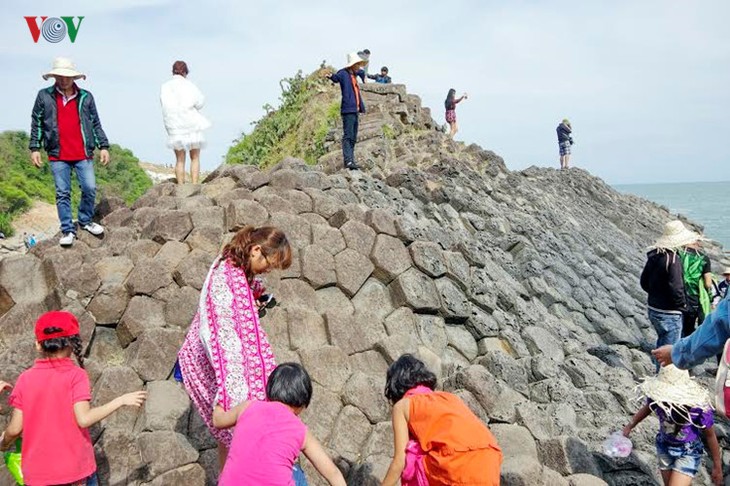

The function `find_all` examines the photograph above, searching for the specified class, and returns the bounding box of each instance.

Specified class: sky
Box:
[1,0,728,185]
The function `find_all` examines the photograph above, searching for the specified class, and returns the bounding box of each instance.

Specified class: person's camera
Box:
[257,294,278,318]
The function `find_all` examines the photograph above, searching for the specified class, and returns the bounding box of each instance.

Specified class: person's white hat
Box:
[722,267,730,275]
[637,365,713,420]
[345,52,365,69]
[651,220,702,250]
[42,57,86,80]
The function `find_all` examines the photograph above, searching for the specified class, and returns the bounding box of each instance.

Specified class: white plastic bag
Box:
[602,432,632,458]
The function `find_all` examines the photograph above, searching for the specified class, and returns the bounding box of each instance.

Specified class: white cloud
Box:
[0,0,728,183]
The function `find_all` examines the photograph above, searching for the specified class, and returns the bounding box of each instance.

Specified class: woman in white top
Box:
[160,61,211,184]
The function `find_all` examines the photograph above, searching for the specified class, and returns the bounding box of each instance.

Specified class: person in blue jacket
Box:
[325,53,366,170]
[556,119,573,170]
[367,66,392,84]
[653,293,730,369]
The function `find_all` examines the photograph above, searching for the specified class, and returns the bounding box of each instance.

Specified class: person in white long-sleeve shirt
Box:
[160,60,211,184]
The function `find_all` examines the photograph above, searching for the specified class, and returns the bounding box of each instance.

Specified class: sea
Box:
[614,181,730,249]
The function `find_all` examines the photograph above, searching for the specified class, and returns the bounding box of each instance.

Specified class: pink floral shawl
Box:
[178,257,276,446]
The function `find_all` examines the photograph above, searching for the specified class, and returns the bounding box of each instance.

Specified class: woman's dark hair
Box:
[40,327,84,368]
[222,226,292,281]
[266,363,313,408]
[384,354,437,404]
[445,88,456,110]
[172,60,189,76]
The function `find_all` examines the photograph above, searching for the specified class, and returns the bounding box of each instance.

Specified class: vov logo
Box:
[24,17,84,43]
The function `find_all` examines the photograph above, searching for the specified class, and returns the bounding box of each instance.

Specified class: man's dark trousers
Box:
[342,113,359,167]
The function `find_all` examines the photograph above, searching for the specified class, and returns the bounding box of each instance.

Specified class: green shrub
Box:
[226,69,339,167]
[0,213,13,237]
[0,130,152,230]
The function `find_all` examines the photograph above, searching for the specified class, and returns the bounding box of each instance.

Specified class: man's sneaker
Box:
[59,233,75,247]
[82,222,105,236]
[345,162,360,170]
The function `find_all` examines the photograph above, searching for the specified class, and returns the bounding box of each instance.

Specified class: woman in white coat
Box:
[160,61,211,184]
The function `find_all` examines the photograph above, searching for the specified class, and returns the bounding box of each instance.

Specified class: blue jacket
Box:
[556,122,573,144]
[329,68,366,114]
[367,74,392,84]
[672,294,730,368]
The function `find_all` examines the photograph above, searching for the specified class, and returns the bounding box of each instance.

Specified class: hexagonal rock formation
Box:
[1,87,728,486]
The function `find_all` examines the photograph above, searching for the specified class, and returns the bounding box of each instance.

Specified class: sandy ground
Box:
[0,201,59,258]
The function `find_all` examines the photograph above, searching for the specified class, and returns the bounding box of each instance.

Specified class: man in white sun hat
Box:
[29,57,110,247]
[324,52,367,170]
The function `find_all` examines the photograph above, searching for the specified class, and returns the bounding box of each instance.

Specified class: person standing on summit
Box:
[556,118,573,169]
[445,89,467,139]
[29,58,109,247]
[325,53,366,170]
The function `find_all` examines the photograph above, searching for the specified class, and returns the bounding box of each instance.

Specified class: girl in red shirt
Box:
[0,311,146,486]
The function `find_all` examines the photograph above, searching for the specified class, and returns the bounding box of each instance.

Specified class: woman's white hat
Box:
[42,57,86,80]
[651,220,702,250]
[345,52,365,68]
[638,365,713,414]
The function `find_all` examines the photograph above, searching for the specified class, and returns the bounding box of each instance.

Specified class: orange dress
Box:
[408,391,502,485]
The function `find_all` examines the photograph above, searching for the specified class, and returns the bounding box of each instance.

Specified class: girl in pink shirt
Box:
[213,363,346,486]
[0,311,147,486]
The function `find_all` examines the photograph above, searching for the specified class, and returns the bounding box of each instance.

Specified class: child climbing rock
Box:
[213,362,346,486]
[381,354,502,486]
[622,365,723,486]
[0,311,146,486]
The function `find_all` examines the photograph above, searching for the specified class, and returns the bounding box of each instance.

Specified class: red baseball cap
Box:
[34,311,80,342]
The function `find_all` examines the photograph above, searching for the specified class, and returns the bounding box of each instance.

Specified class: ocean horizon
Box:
[614,180,730,249]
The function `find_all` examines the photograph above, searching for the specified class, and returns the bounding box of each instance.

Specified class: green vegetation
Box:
[0,131,152,236]
[382,123,396,140]
[226,69,340,167]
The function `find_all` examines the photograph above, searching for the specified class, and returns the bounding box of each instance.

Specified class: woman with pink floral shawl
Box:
[178,226,292,466]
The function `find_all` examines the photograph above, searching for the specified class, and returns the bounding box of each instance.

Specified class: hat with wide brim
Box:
[651,220,703,250]
[722,267,730,275]
[42,57,86,80]
[638,365,712,411]
[345,52,366,69]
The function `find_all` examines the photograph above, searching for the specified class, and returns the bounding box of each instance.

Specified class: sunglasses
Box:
[257,294,278,318]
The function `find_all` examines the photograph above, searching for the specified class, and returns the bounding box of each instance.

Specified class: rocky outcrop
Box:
[0,83,728,486]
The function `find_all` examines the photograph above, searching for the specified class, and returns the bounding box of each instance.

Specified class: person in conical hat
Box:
[622,365,722,485]
[640,220,700,369]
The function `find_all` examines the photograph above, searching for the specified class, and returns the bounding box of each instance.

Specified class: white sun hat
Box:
[722,267,730,275]
[637,365,713,423]
[345,52,365,68]
[42,57,86,80]
[651,220,702,250]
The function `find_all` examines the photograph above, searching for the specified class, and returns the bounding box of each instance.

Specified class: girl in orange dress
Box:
[381,354,502,486]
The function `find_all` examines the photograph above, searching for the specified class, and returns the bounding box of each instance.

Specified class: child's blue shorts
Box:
[656,437,704,478]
